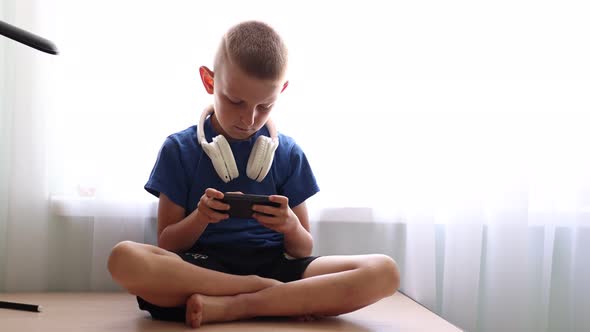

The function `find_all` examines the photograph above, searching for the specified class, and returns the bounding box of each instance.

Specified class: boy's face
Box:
[200,61,287,141]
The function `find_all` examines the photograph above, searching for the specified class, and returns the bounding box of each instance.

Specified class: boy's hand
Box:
[252,195,298,234]
[196,188,230,224]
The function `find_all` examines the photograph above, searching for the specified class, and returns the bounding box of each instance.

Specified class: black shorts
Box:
[137,245,319,322]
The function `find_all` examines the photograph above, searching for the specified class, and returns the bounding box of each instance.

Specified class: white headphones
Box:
[198,105,279,183]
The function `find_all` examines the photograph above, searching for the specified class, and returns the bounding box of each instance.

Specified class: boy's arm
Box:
[157,189,229,253]
[254,197,314,258]
[156,193,208,253]
[282,202,314,258]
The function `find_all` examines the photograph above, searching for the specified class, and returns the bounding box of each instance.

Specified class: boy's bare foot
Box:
[184,277,282,328]
[185,293,238,328]
[185,294,203,328]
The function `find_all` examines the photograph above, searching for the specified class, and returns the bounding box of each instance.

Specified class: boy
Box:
[108,20,400,328]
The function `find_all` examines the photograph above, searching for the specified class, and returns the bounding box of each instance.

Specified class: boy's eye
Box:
[226,96,242,105]
[257,104,272,111]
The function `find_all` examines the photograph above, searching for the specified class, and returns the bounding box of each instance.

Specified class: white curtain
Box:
[1,0,52,291]
[1,0,589,331]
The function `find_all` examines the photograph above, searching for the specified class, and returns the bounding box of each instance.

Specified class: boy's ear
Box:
[281,80,289,93]
[199,66,215,94]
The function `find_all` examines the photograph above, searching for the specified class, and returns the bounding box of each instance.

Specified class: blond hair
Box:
[214,21,288,80]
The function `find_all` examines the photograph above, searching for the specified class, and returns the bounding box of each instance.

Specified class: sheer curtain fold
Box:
[1,0,51,291]
[441,219,484,332]
[90,216,146,291]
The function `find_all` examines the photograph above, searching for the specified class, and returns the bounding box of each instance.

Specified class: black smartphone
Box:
[215,193,281,219]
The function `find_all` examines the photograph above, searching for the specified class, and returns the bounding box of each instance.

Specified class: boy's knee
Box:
[107,241,140,280]
[368,254,400,296]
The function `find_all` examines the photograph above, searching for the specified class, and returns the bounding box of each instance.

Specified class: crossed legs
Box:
[108,241,400,328]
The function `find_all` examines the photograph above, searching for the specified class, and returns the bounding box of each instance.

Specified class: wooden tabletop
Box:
[0,292,462,331]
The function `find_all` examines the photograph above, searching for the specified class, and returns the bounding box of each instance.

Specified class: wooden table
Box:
[0,292,462,331]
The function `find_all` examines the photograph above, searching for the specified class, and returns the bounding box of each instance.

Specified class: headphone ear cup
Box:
[247,136,278,182]
[201,141,230,182]
[213,135,239,182]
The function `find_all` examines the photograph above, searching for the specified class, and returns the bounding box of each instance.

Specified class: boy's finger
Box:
[212,213,229,222]
[205,188,223,199]
[207,197,230,211]
[253,213,277,225]
[205,208,229,222]
[252,204,276,216]
[269,195,288,206]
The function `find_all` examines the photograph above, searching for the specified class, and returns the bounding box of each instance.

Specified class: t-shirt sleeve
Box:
[279,143,320,208]
[144,137,188,209]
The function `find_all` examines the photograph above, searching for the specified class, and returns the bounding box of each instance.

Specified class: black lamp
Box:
[0,19,58,55]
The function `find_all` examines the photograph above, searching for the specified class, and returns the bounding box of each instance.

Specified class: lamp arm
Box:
[0,19,58,55]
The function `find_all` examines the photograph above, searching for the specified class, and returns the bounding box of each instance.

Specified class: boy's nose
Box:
[241,108,256,126]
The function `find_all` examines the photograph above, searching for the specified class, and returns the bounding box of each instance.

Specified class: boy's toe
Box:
[185,294,204,328]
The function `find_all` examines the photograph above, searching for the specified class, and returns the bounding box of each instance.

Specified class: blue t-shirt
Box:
[145,117,319,250]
